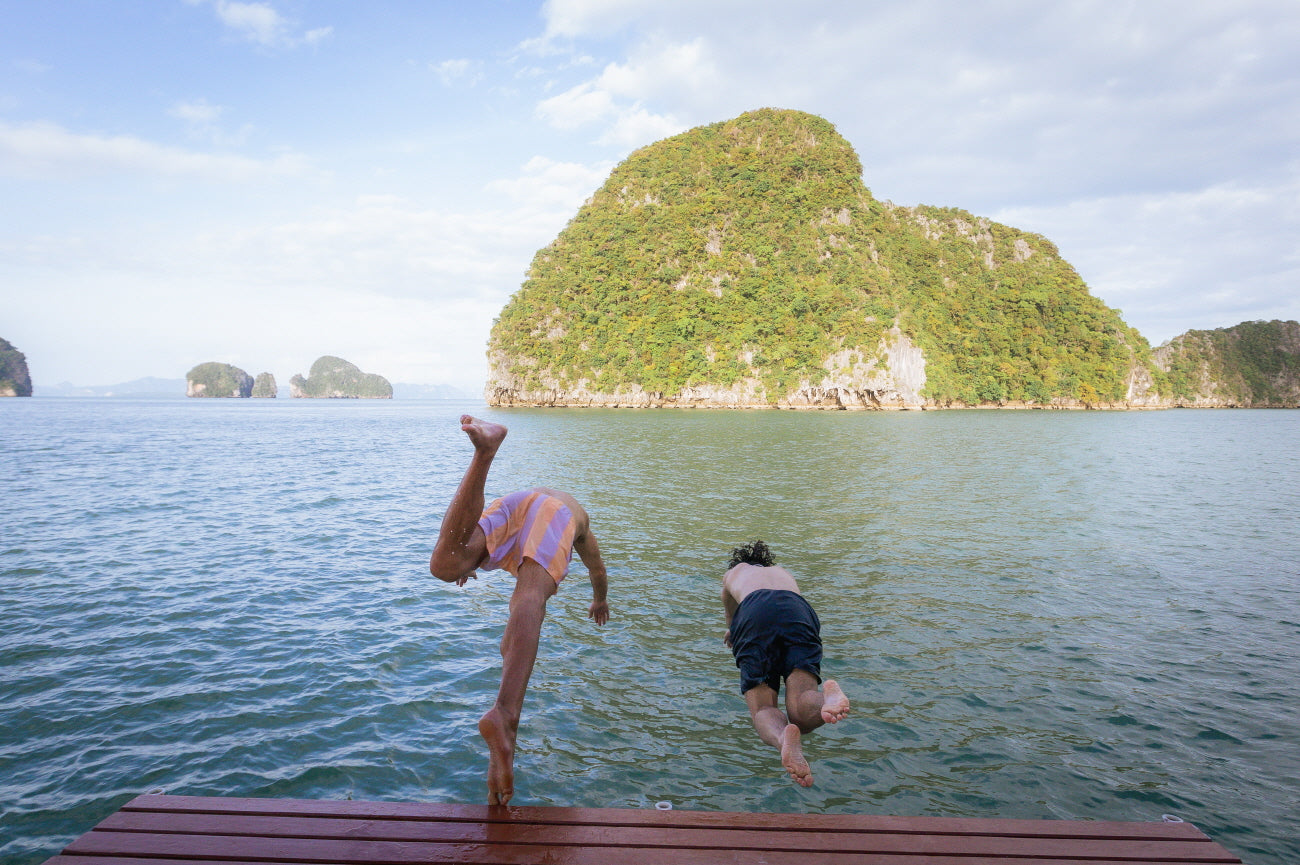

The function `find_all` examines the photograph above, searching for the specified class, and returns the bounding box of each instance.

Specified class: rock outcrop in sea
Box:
[0,337,33,397]
[186,362,253,398]
[252,372,277,398]
[485,108,1160,410]
[289,356,392,399]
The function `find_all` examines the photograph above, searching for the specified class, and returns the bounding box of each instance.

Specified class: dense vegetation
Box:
[0,337,33,397]
[489,108,1156,406]
[186,362,253,398]
[290,356,392,399]
[252,372,278,398]
[1158,320,1300,406]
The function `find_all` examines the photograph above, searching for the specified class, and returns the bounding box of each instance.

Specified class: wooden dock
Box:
[43,793,1244,864]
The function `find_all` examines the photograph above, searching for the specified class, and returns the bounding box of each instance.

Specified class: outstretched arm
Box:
[574,530,609,625]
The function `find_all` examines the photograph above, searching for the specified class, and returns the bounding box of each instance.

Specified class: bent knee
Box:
[793,715,824,735]
[429,552,467,583]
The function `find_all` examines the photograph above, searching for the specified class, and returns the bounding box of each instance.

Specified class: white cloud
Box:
[536,81,616,128]
[214,1,286,45]
[168,99,252,147]
[993,169,1300,345]
[302,26,332,46]
[487,155,613,209]
[170,99,224,127]
[598,107,682,148]
[0,120,310,181]
[534,38,703,145]
[189,0,333,49]
[435,58,483,87]
[540,0,736,40]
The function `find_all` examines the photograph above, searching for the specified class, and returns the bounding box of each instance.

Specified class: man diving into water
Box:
[722,540,850,787]
[430,416,609,805]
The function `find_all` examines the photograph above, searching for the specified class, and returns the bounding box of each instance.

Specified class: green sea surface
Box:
[2,399,1296,864]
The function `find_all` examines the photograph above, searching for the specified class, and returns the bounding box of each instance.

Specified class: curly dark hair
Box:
[728,540,775,568]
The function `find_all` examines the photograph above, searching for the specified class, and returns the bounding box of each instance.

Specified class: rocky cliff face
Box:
[0,337,33,397]
[489,324,1164,410]
[186,362,253,398]
[485,108,1159,410]
[290,356,392,399]
[489,327,934,409]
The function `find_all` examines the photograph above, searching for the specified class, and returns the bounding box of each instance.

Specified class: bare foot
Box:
[820,680,850,724]
[478,707,516,805]
[461,415,507,454]
[780,723,813,787]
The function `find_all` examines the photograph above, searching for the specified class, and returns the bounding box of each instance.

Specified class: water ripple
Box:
[2,401,1297,864]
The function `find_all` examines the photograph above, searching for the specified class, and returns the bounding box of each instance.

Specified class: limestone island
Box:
[486,107,1298,410]
[290,356,392,399]
[252,372,277,398]
[1,337,33,397]
[186,362,253,398]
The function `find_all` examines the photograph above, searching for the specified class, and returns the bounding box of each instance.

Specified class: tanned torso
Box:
[723,563,802,604]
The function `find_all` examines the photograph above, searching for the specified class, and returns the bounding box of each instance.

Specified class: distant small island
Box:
[290,356,392,399]
[252,372,277,398]
[1,337,33,397]
[186,362,254,398]
[186,363,283,398]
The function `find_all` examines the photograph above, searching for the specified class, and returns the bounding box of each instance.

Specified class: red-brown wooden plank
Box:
[85,810,1237,861]
[38,853,1237,858]
[44,794,1244,865]
[41,856,1242,865]
[56,831,1247,865]
[116,794,1213,841]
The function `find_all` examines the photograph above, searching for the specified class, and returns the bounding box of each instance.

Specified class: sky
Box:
[2,0,1298,393]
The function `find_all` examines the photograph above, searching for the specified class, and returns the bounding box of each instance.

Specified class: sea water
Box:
[1,398,1297,864]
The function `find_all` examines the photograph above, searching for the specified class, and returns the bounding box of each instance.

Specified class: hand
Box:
[723,629,732,648]
[588,600,609,625]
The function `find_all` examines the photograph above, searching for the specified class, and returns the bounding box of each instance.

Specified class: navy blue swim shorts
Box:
[729,588,823,694]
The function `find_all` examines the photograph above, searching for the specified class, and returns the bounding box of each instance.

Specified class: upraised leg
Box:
[480,561,557,805]
[786,670,850,733]
[430,416,507,584]
[820,680,851,724]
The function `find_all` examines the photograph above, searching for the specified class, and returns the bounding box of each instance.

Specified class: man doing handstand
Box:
[430,415,609,806]
[722,540,849,787]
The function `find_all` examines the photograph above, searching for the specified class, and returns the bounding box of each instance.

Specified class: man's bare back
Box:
[723,562,802,605]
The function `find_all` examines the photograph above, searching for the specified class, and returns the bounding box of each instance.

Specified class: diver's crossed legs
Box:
[744,671,851,787]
